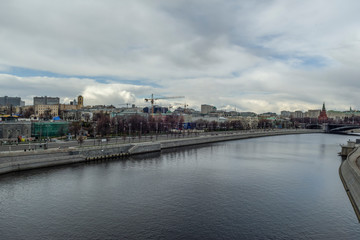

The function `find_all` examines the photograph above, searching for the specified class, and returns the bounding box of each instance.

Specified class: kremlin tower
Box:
[318,102,328,123]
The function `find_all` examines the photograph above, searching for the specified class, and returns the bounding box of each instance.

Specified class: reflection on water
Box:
[0,133,360,239]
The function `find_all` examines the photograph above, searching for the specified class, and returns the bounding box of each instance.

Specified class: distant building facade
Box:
[201,104,217,115]
[59,95,84,112]
[0,96,22,106]
[34,104,59,118]
[33,96,60,105]
[280,111,291,118]
[306,110,321,119]
[59,104,78,111]
[0,122,31,140]
[77,95,84,108]
[143,106,168,114]
[294,111,304,118]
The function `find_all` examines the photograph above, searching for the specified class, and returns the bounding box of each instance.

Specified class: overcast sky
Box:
[0,0,359,113]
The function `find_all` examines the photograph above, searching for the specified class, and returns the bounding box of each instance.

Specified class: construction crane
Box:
[145,94,184,114]
[173,102,189,113]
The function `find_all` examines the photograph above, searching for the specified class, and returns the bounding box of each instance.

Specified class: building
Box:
[31,122,69,138]
[280,111,291,118]
[77,95,84,108]
[33,96,60,105]
[258,112,277,117]
[34,105,59,118]
[143,106,168,114]
[0,121,31,140]
[59,104,78,111]
[318,103,328,123]
[111,107,145,118]
[239,112,257,117]
[294,111,304,118]
[0,96,21,106]
[201,104,217,115]
[59,95,85,113]
[306,110,321,118]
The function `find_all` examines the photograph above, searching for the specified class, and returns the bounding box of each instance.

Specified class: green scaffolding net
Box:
[31,122,69,138]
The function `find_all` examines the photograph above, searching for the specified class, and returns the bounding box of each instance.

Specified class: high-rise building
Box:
[33,96,60,105]
[0,96,21,106]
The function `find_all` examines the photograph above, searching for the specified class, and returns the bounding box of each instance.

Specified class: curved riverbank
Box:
[340,146,360,221]
[0,129,321,175]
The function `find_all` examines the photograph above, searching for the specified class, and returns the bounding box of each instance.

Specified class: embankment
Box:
[340,147,360,221]
[0,129,320,175]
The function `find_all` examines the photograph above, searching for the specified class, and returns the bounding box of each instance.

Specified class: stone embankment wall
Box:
[160,130,311,149]
[0,129,320,175]
[340,147,360,221]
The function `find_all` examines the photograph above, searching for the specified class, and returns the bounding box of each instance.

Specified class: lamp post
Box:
[123,125,126,143]
[156,122,158,140]
[139,122,142,142]
[115,121,118,144]
[93,123,96,146]
[46,124,49,149]
[39,124,42,142]
[128,123,131,143]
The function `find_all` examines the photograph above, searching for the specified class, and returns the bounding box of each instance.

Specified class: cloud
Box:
[82,83,153,106]
[0,74,153,106]
[0,0,360,113]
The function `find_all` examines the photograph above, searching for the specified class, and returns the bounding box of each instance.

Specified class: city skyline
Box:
[1,93,359,116]
[1,1,359,113]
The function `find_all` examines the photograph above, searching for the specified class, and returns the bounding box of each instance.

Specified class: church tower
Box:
[77,95,84,109]
[318,102,328,123]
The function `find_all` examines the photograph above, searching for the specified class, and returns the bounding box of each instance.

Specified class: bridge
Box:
[306,123,360,133]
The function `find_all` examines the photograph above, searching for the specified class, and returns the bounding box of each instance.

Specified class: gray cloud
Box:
[0,0,359,113]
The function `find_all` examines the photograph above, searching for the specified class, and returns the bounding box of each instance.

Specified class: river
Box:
[1,133,360,239]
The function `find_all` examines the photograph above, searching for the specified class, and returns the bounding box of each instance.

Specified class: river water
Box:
[1,133,360,239]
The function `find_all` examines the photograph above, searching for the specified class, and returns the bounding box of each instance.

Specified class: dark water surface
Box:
[1,133,360,239]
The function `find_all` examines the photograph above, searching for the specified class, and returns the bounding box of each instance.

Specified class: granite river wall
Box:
[340,146,360,221]
[0,129,321,175]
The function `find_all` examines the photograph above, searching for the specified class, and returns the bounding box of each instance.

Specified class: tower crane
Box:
[145,94,185,114]
[173,102,189,113]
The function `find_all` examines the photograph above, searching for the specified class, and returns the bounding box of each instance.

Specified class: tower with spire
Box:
[318,102,328,123]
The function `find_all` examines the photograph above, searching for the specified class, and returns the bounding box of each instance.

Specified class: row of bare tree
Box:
[69,113,187,137]
[69,112,253,137]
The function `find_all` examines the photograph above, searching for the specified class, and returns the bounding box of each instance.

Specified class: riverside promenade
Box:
[0,129,321,175]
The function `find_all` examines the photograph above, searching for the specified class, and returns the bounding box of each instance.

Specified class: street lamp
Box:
[115,121,118,144]
[128,123,131,143]
[139,122,142,142]
[123,125,126,143]
[156,122,158,140]
[93,123,96,146]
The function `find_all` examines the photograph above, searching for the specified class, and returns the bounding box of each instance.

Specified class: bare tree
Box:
[96,113,111,137]
[23,107,34,118]
[69,121,82,137]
